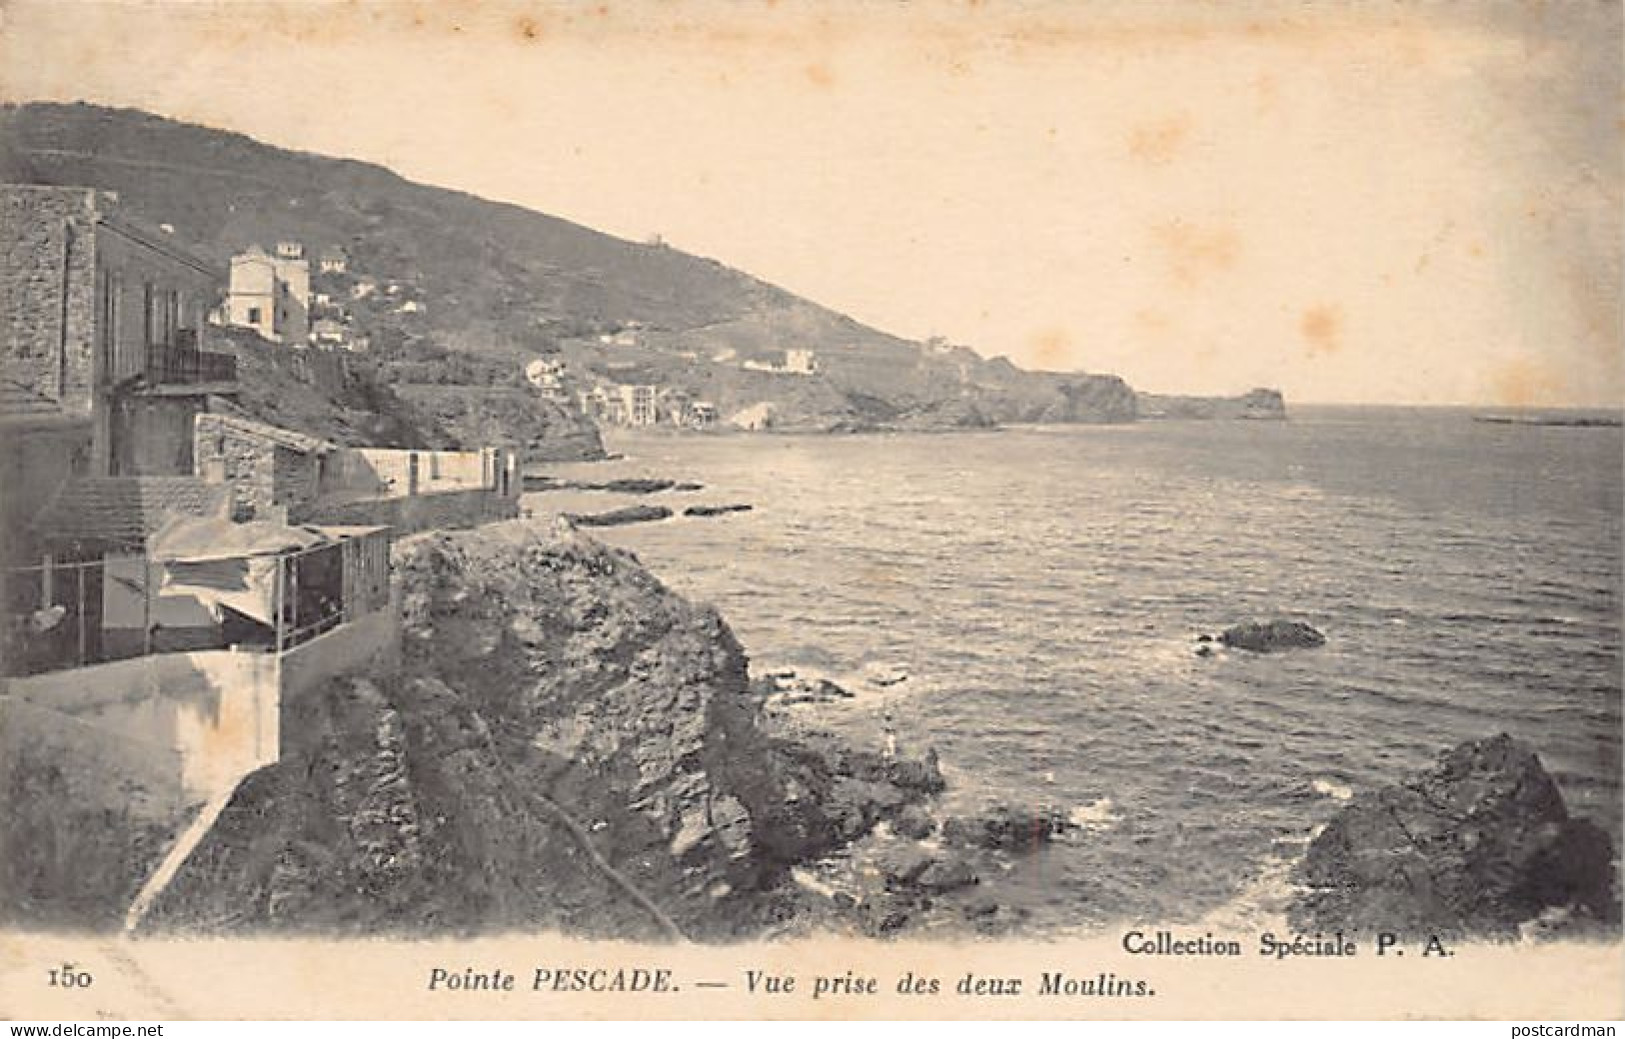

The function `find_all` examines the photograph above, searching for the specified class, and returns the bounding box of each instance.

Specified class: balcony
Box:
[141,331,237,393]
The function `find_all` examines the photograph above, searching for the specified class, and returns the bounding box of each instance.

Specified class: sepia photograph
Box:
[0,0,1620,1023]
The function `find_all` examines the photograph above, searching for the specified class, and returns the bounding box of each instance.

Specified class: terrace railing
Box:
[1,528,391,678]
[144,340,237,386]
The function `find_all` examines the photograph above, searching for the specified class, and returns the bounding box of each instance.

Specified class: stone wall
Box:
[0,185,99,415]
[272,443,321,511]
[318,447,493,500]
[194,413,276,520]
[297,486,519,534]
[193,414,323,521]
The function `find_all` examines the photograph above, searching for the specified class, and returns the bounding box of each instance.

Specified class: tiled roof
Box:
[0,378,61,418]
[208,413,335,454]
[32,477,231,544]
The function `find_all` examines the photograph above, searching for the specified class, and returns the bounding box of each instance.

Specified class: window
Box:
[247,306,262,324]
[142,282,156,347]
[164,290,179,344]
[97,270,119,377]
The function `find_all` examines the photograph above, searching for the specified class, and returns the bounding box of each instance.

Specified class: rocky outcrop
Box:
[1219,620,1325,653]
[1138,387,1287,420]
[394,384,605,463]
[1290,734,1619,939]
[1033,374,1139,424]
[144,523,943,939]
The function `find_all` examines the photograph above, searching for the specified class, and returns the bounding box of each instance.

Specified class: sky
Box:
[1,0,1620,405]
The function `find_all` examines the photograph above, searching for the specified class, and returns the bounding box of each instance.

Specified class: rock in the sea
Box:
[942,805,1076,852]
[1290,734,1620,938]
[1219,620,1325,653]
[563,504,672,527]
[684,504,754,518]
[752,671,853,706]
[598,478,676,495]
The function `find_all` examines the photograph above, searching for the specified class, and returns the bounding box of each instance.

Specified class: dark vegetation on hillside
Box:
[0,102,1274,432]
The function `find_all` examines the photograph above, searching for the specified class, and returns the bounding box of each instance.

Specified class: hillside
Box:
[0,102,1273,430]
[200,326,604,461]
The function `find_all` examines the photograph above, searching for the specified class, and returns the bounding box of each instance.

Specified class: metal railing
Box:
[1,528,390,678]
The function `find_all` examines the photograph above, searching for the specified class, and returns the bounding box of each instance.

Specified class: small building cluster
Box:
[524,357,570,401]
[742,348,819,376]
[221,240,371,352]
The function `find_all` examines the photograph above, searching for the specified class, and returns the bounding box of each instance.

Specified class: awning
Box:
[146,514,327,562]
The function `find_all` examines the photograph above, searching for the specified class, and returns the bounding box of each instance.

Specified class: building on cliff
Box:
[225,243,310,345]
[1,194,529,932]
[1,183,239,566]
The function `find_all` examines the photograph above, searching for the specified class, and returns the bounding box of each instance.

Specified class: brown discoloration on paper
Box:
[1487,355,1569,408]
[1128,115,1193,166]
[1299,305,1343,358]
[1029,327,1074,370]
[1152,220,1241,290]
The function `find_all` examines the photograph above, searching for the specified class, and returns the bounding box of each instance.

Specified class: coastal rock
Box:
[1219,620,1325,653]
[562,504,672,528]
[1289,734,1620,938]
[942,804,1076,853]
[769,730,948,845]
[890,805,936,839]
[916,857,979,893]
[877,847,979,895]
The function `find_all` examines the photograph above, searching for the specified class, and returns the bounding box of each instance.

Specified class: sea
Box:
[525,406,1623,936]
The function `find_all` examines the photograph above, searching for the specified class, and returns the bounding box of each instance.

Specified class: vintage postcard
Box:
[0,0,1620,1023]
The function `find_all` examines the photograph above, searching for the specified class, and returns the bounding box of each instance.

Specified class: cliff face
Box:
[1136,387,1287,420]
[216,327,435,448]
[393,385,605,462]
[144,523,935,939]
[1032,374,1140,424]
